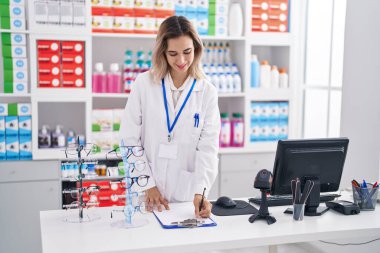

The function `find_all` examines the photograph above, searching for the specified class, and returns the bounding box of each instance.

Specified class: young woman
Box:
[119,16,220,218]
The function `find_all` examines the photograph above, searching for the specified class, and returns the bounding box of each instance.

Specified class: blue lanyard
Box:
[162,78,197,142]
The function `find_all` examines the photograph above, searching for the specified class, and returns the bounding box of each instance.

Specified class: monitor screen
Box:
[271,138,349,196]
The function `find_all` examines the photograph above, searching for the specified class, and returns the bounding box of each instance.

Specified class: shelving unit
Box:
[0,0,299,161]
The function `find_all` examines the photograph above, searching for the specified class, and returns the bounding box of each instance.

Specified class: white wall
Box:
[340,0,380,189]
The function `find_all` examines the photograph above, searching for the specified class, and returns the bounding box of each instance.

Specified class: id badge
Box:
[158,143,178,159]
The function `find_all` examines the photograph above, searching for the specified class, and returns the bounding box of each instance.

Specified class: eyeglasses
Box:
[120,160,146,173]
[107,146,144,160]
[124,175,150,189]
[63,185,101,201]
[65,143,99,158]
[111,201,147,218]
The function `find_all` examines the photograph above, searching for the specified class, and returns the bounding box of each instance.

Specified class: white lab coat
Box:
[119,71,221,202]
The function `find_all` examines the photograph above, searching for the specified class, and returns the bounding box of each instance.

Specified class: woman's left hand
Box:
[193,194,212,218]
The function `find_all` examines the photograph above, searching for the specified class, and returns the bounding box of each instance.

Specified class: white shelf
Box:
[91,32,246,41]
[92,93,130,98]
[246,88,292,101]
[62,176,124,182]
[0,93,31,98]
[218,92,245,98]
[32,148,69,160]
[248,32,293,46]
[219,142,278,154]
[0,29,29,34]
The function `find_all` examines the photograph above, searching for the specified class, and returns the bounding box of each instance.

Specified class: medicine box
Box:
[0,4,25,17]
[1,33,26,45]
[6,135,19,160]
[19,135,32,160]
[0,104,8,116]
[92,109,113,132]
[0,116,5,136]
[18,116,31,136]
[112,109,124,131]
[1,45,27,58]
[3,57,28,70]
[5,116,18,136]
[0,0,25,5]
[0,136,5,160]
[0,17,25,30]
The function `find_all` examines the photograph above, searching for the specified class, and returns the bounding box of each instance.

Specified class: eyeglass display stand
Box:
[111,142,149,229]
[64,139,100,223]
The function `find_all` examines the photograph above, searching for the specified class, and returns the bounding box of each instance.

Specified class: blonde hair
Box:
[151,16,205,83]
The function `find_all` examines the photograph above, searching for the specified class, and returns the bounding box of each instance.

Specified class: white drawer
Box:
[0,160,60,182]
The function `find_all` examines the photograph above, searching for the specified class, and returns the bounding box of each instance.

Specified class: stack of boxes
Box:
[0,103,32,160]
[251,0,289,32]
[1,33,28,93]
[91,0,174,34]
[33,0,86,27]
[174,0,229,36]
[81,180,125,207]
[37,40,85,88]
[91,109,124,153]
[250,101,288,142]
[0,0,26,30]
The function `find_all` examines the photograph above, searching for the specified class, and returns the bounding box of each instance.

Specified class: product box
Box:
[5,116,18,136]
[250,102,262,121]
[92,109,113,132]
[0,104,8,116]
[0,0,25,5]
[0,116,5,136]
[278,102,289,120]
[1,45,27,58]
[18,115,31,136]
[197,0,208,14]
[0,4,25,18]
[19,135,32,160]
[0,138,5,160]
[46,1,60,24]
[61,41,84,53]
[34,1,48,24]
[38,52,60,64]
[197,13,208,35]
[113,16,135,33]
[267,102,279,121]
[91,132,113,153]
[185,0,197,13]
[0,17,25,30]
[112,0,134,9]
[72,2,86,26]
[134,15,155,34]
[278,119,288,139]
[8,81,27,94]
[17,103,31,116]
[3,57,27,70]
[112,109,124,131]
[1,33,26,45]
[258,120,270,141]
[37,40,60,53]
[134,0,154,14]
[4,69,28,83]
[112,131,121,149]
[38,74,61,88]
[267,120,279,141]
[250,123,260,142]
[174,0,186,14]
[6,135,19,160]
[92,16,113,32]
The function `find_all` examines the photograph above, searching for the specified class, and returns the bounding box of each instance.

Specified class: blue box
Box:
[0,116,5,137]
[174,0,186,13]
[278,102,289,121]
[0,136,5,160]
[197,0,208,14]
[250,102,262,121]
[19,135,32,160]
[6,135,19,160]
[258,120,269,142]
[268,102,280,121]
[5,116,18,136]
[250,122,260,143]
[268,120,278,141]
[18,115,31,136]
[197,13,208,35]
[278,119,288,140]
[185,0,197,13]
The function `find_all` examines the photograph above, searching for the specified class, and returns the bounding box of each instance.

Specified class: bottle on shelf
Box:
[279,68,289,88]
[51,125,66,148]
[231,113,244,147]
[225,72,234,93]
[271,65,280,88]
[228,2,243,36]
[251,54,260,88]
[218,73,227,93]
[260,60,271,88]
[233,72,242,92]
[92,62,107,93]
[38,125,51,149]
[107,63,122,93]
[67,130,76,146]
[220,113,231,147]
[224,42,232,63]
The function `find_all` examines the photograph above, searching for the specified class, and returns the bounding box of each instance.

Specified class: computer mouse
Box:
[215,196,237,208]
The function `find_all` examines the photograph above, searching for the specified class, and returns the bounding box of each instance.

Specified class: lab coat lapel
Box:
[164,74,175,115]
[173,76,193,112]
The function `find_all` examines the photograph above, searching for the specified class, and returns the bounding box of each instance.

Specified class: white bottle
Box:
[270,65,280,88]
[218,42,224,64]
[217,64,224,75]
[260,60,271,88]
[224,42,232,64]
[279,68,289,88]
[225,73,234,93]
[218,74,227,93]
[211,73,220,92]
[233,72,242,92]
[228,3,243,36]
[224,63,231,74]
[203,64,209,75]
[231,63,239,73]
[209,64,217,75]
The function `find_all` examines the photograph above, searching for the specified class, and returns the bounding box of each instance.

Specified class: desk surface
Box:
[40,194,380,253]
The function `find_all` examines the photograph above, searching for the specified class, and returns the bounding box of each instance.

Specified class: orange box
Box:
[268,19,287,32]
[251,9,269,21]
[251,19,269,32]
[252,0,270,11]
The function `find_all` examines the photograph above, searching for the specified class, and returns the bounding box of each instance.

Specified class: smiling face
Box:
[165,35,195,75]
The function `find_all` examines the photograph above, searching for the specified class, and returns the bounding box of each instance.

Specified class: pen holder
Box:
[293,203,305,221]
[352,183,378,211]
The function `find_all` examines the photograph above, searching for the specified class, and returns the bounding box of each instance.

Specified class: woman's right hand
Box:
[145,186,170,212]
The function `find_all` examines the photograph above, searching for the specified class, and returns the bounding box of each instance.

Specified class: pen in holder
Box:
[291,178,314,221]
[352,182,378,211]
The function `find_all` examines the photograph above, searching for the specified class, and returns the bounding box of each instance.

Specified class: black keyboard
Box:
[248,193,341,207]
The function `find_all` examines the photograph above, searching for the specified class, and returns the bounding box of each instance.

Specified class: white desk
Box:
[40,197,380,253]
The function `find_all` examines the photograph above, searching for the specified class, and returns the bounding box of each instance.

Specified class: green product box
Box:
[208,25,215,36]
[209,15,216,26]
[209,3,216,15]
[7,103,17,116]
[4,82,13,93]
[0,16,25,29]
[0,0,25,4]
[0,16,10,29]
[1,33,26,46]
[3,70,13,82]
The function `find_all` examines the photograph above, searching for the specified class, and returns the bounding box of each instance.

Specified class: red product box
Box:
[268,0,288,11]
[37,40,60,53]
[61,53,84,65]
[38,74,61,88]
[251,9,269,21]
[252,0,270,11]
[252,19,269,32]
[38,63,60,76]
[92,6,113,16]
[268,19,287,32]
[61,41,84,54]
[37,53,61,64]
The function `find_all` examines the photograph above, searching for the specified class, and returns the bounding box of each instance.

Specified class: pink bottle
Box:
[107,63,122,93]
[92,63,107,93]
[231,113,244,147]
[219,113,231,147]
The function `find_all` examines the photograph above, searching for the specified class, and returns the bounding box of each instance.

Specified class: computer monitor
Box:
[271,138,349,216]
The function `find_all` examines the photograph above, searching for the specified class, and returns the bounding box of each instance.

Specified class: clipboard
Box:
[153,202,217,229]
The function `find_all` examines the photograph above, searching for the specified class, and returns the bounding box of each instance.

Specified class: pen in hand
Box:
[199,187,206,212]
